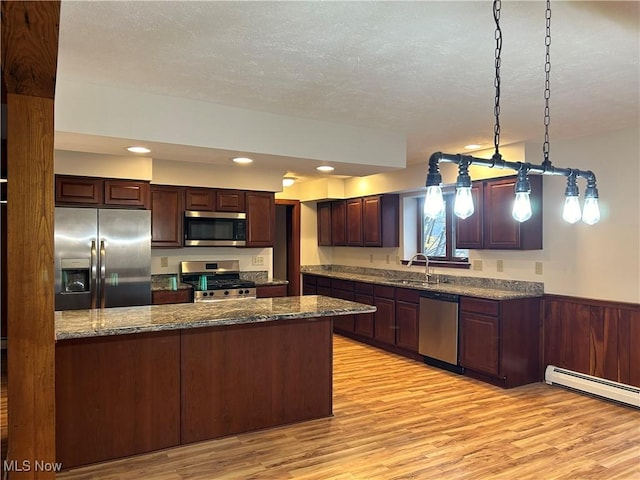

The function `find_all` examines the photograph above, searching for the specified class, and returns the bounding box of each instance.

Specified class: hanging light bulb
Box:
[454,159,474,219]
[424,160,444,219]
[512,168,532,222]
[562,173,581,224]
[582,178,600,225]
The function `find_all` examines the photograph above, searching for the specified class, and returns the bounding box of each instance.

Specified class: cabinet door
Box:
[455,183,483,249]
[354,293,374,338]
[395,300,419,352]
[152,289,192,304]
[317,201,332,246]
[362,195,382,247]
[256,285,288,298]
[331,201,347,246]
[55,175,103,206]
[185,188,215,211]
[150,186,184,248]
[459,311,500,376]
[216,189,246,212]
[483,175,542,250]
[302,275,318,295]
[104,180,149,208]
[246,191,275,247]
[346,198,363,246]
[374,297,396,345]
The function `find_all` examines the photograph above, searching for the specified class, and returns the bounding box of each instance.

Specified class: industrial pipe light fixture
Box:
[425,0,600,225]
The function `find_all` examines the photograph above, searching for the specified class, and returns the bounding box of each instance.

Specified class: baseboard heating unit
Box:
[545,365,640,409]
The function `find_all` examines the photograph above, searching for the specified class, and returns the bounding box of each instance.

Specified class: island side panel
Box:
[55,331,181,469]
[181,317,333,444]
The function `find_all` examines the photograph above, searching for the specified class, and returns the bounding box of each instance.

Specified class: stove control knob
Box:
[244,289,250,294]
[224,290,230,295]
[202,292,208,297]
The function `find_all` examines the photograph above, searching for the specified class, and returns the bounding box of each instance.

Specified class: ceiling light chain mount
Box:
[424,0,600,225]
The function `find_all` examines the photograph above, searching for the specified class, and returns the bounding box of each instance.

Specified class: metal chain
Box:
[493,0,502,156]
[542,0,552,167]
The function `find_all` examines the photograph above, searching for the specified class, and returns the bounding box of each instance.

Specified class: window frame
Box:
[412,191,470,269]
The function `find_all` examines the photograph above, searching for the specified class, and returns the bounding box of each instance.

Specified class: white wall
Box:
[55,150,153,180]
[297,127,640,304]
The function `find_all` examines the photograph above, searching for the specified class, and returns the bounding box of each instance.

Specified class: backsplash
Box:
[301,264,544,294]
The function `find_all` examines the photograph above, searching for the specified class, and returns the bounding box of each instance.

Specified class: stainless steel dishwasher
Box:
[419,291,464,374]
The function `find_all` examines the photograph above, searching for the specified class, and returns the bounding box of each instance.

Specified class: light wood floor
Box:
[12,336,640,479]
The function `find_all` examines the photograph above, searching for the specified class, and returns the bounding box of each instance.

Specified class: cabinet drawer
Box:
[374,284,395,299]
[395,287,420,303]
[331,289,354,301]
[354,281,374,295]
[460,296,499,316]
[152,289,192,304]
[331,278,354,292]
[256,285,288,298]
[317,277,332,289]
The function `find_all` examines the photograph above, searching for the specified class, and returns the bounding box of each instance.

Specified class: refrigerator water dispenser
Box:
[61,258,90,293]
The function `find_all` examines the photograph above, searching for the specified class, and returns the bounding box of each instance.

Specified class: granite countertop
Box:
[55,295,376,340]
[302,269,543,300]
[255,278,289,287]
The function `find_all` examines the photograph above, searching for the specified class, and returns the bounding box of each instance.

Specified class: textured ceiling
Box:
[56,1,639,178]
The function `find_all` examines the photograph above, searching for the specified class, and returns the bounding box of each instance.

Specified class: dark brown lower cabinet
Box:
[354,282,375,338]
[256,284,288,298]
[459,296,541,388]
[152,289,192,304]
[331,279,355,333]
[56,332,181,469]
[395,288,419,352]
[181,318,332,443]
[373,286,396,346]
[56,318,333,469]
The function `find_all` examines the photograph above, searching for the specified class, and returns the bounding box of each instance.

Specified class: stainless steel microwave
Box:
[184,211,247,247]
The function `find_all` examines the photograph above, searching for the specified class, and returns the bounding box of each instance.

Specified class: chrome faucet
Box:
[407,253,434,283]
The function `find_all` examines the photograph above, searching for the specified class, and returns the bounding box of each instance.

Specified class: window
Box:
[417,193,469,266]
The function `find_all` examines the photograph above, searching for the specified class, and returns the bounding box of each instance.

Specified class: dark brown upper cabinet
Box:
[150,185,184,248]
[331,201,347,246]
[56,175,149,209]
[185,188,215,211]
[317,201,333,246]
[346,198,363,246]
[215,189,246,212]
[456,175,542,250]
[362,194,399,247]
[245,191,275,247]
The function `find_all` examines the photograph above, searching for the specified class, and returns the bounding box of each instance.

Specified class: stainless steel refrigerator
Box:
[55,207,151,311]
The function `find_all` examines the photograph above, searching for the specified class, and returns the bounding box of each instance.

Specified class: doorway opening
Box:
[274,199,301,296]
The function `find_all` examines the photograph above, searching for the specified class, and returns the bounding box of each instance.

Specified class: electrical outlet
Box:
[473,260,483,271]
[386,254,390,264]
[369,254,374,263]
[496,259,504,272]
[535,261,543,275]
[252,255,264,266]
[160,256,168,268]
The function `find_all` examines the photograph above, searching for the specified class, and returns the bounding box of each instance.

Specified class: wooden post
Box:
[2,2,60,478]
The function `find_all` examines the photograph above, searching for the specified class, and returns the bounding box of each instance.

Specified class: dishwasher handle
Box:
[419,290,459,302]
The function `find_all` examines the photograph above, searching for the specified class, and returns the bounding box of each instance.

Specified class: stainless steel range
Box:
[180,260,256,302]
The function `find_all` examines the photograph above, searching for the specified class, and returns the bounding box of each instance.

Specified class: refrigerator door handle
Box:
[90,240,98,309]
[100,240,106,308]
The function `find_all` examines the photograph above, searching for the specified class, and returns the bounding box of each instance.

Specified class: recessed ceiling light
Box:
[232,157,253,164]
[282,177,296,187]
[464,144,482,150]
[126,146,151,154]
[316,165,334,172]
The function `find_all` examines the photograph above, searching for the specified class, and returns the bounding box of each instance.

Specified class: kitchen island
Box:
[55,296,375,469]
